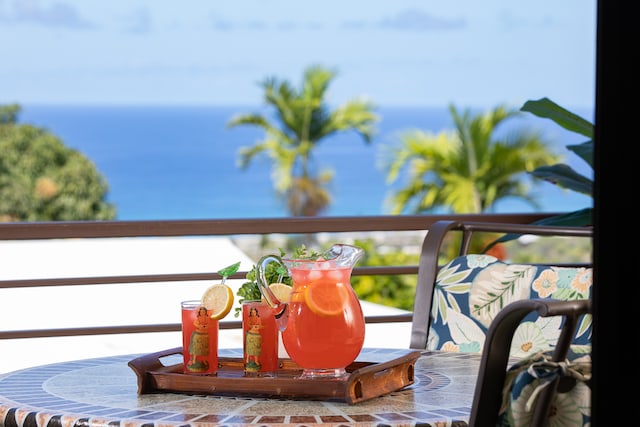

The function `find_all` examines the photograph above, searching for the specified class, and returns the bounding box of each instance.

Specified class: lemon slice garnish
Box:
[201,283,234,320]
[267,282,292,303]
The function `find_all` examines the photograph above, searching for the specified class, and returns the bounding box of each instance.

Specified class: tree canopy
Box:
[0,104,116,221]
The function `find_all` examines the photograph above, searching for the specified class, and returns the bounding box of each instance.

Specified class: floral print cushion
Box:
[497,351,591,427]
[426,254,593,359]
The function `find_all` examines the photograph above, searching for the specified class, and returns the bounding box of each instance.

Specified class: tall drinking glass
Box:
[181,300,218,375]
[242,300,279,376]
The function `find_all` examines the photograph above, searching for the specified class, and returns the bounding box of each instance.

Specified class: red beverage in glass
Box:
[242,300,279,375]
[282,264,365,376]
[181,300,218,375]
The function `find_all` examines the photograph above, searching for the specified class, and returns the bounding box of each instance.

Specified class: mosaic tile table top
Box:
[0,348,480,427]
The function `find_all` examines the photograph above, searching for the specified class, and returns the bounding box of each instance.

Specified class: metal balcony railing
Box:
[0,213,556,341]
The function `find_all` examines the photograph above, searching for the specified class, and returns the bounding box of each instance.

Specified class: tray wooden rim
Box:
[128,347,421,404]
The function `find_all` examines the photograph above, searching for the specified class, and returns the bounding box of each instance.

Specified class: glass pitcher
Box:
[257,243,365,379]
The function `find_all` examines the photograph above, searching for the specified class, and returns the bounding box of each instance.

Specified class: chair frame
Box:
[470,298,592,427]
[409,220,593,427]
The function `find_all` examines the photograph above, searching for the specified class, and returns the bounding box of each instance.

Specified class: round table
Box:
[0,348,480,427]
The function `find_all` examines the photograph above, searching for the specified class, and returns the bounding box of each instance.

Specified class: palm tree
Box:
[382,103,561,214]
[227,65,379,217]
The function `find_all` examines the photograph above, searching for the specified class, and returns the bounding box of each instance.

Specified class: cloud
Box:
[209,13,234,31]
[498,9,555,31]
[123,7,152,34]
[379,9,465,31]
[247,20,268,31]
[203,8,464,33]
[10,0,93,29]
[208,14,324,32]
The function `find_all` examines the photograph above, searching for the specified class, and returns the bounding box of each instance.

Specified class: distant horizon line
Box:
[13,101,595,113]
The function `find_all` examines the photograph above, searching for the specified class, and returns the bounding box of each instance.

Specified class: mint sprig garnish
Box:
[292,244,320,260]
[230,244,324,317]
[233,249,294,317]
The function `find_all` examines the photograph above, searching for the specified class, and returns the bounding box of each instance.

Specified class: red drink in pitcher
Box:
[282,264,365,376]
[257,244,365,379]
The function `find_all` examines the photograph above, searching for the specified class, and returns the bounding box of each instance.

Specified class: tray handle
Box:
[128,346,183,394]
[345,350,421,404]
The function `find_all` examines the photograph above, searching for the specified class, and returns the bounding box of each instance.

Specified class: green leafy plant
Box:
[233,244,329,317]
[351,238,419,310]
[0,104,116,221]
[522,97,593,226]
[291,244,321,259]
[234,249,292,317]
[483,98,593,252]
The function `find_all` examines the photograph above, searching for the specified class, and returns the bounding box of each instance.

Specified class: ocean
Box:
[18,105,594,220]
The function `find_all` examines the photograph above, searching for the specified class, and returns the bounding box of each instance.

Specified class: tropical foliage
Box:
[351,238,419,310]
[382,103,561,214]
[0,104,116,221]
[483,98,594,252]
[522,97,593,226]
[227,64,379,217]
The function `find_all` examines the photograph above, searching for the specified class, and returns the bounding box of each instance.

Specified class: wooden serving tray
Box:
[128,347,421,405]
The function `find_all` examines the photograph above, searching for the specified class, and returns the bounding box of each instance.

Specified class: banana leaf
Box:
[521,98,593,138]
[530,164,593,196]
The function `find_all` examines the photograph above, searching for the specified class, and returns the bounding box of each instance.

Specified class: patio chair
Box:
[470,298,591,426]
[410,220,593,427]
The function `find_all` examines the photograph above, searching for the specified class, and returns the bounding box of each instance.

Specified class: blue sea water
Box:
[19,105,593,220]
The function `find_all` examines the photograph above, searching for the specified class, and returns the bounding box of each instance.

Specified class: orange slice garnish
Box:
[304,280,349,316]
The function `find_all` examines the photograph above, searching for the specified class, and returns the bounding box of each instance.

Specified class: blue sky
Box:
[1,0,597,109]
